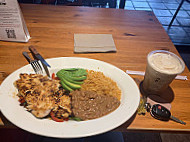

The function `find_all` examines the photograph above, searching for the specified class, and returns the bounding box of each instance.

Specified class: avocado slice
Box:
[60,81,73,92]
[56,71,65,79]
[70,69,87,77]
[57,70,87,81]
[57,69,87,78]
[63,75,84,85]
[62,68,78,71]
[61,77,81,90]
[66,75,87,81]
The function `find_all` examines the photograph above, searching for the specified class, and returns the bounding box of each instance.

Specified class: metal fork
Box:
[22,52,43,74]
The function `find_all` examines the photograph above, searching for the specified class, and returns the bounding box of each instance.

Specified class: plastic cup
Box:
[142,50,185,95]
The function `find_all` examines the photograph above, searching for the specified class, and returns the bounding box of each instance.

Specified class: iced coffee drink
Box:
[142,50,185,95]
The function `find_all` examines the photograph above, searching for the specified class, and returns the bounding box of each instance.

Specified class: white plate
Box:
[0,57,140,138]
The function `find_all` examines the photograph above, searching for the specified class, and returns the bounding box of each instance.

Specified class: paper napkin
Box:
[74,34,116,53]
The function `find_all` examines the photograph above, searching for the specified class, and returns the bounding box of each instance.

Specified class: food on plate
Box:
[56,68,87,91]
[81,70,121,100]
[71,90,120,120]
[14,68,121,122]
[14,74,71,119]
[50,94,71,122]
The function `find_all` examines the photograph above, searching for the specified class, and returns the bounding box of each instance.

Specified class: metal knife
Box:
[40,61,50,77]
[28,46,51,68]
[29,46,51,77]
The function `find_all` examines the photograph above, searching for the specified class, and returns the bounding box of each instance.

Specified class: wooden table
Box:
[0,4,190,133]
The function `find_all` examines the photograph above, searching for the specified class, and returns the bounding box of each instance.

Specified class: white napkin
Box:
[74,34,117,53]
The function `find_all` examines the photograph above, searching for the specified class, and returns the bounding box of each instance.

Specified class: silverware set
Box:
[22,51,43,74]
[22,46,50,77]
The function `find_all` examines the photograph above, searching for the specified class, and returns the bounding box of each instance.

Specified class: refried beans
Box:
[71,90,120,120]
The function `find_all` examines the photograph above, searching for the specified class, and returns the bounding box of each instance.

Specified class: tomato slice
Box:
[19,96,25,104]
[52,73,55,79]
[50,111,64,122]
[64,118,69,121]
[52,73,59,80]
[55,77,59,80]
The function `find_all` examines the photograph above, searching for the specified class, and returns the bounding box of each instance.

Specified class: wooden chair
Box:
[41,0,82,6]
[41,0,125,8]
[119,0,125,9]
[41,0,56,4]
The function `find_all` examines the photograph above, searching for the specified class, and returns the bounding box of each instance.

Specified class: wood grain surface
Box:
[0,4,190,132]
